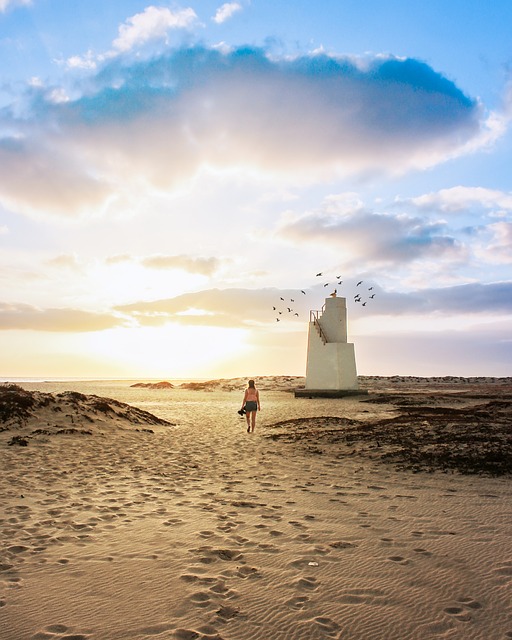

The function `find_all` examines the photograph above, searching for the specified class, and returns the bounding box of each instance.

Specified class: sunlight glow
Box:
[82,324,250,377]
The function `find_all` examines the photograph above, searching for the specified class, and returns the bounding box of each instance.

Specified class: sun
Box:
[81,323,250,378]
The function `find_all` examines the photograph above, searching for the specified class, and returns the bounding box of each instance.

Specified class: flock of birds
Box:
[272,272,376,323]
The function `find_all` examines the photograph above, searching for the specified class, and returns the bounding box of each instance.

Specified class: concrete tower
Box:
[295,295,361,397]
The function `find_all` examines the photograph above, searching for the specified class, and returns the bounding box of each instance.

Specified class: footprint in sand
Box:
[337,588,388,606]
[294,576,319,591]
[235,565,261,579]
[313,616,341,636]
[387,555,410,565]
[163,517,184,527]
[329,541,356,550]
[6,544,30,555]
[190,591,211,608]
[286,595,309,610]
[295,533,311,541]
[457,597,483,610]
[31,623,91,639]
[189,547,244,565]
[230,534,251,546]
[443,606,472,622]
[215,604,241,622]
[257,543,280,553]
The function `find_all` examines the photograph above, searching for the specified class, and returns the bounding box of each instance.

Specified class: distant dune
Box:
[130,381,175,389]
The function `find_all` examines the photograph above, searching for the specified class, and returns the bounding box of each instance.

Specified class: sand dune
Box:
[1,379,511,640]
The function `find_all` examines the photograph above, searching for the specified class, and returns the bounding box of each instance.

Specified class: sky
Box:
[1,0,511,379]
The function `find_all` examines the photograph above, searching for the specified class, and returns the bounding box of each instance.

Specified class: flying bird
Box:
[301,290,306,295]
[273,306,276,310]
[356,281,363,286]
[287,308,292,312]
[294,313,299,316]
[280,297,285,301]
[368,286,373,291]
[370,294,375,299]
[290,298,294,302]
[316,272,323,277]
[276,318,280,322]
[323,283,329,287]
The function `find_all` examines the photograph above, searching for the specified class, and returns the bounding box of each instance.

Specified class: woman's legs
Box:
[245,410,257,432]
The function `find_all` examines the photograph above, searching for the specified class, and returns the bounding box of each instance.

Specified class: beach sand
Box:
[1,377,511,640]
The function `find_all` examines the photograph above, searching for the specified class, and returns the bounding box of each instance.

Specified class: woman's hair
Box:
[248,379,255,388]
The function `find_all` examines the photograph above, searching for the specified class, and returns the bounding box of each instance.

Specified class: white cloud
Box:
[141,254,221,276]
[66,51,97,71]
[0,0,31,12]
[46,254,81,270]
[116,287,302,328]
[0,302,125,332]
[406,186,512,214]
[477,222,512,264]
[213,2,242,24]
[277,196,463,269]
[112,6,198,53]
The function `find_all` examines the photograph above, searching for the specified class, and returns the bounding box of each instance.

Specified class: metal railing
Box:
[310,308,328,344]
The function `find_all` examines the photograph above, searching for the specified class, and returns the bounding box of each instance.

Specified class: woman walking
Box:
[241,379,260,433]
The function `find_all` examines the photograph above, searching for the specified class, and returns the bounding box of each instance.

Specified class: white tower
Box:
[296,295,360,397]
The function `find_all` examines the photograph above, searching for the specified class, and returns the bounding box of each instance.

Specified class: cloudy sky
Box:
[1,0,511,379]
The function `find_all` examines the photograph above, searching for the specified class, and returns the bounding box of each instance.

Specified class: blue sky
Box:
[1,0,511,378]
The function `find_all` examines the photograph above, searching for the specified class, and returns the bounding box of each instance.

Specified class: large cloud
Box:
[277,204,463,267]
[115,288,285,328]
[1,281,510,333]
[115,281,512,330]
[0,303,126,332]
[358,281,512,316]
[0,46,486,218]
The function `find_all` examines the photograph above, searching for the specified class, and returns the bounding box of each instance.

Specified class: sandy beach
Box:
[1,377,511,640]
